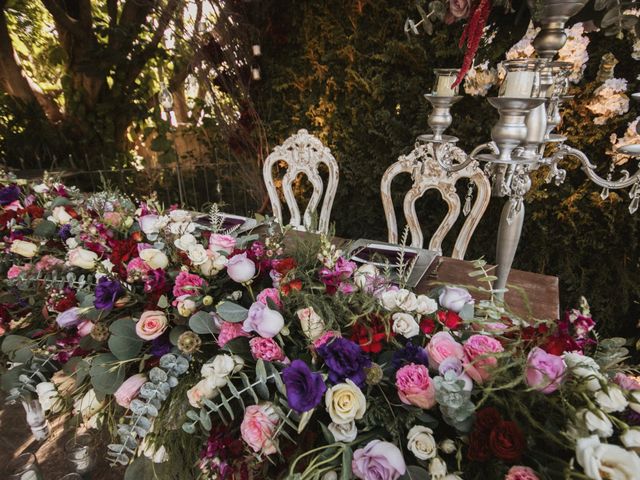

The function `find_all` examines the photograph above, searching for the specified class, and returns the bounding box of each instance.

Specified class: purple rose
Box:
[94,277,124,310]
[525,347,566,394]
[0,184,20,206]
[352,440,406,480]
[318,337,371,387]
[56,307,82,328]
[282,359,327,413]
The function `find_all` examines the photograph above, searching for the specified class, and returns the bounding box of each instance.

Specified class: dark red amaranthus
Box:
[453,0,492,87]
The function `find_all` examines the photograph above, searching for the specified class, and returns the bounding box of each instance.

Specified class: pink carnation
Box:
[7,265,24,279]
[505,466,540,480]
[172,271,205,297]
[218,321,250,347]
[395,363,436,409]
[126,257,151,276]
[256,288,282,309]
[463,334,504,383]
[250,337,286,362]
[313,330,341,349]
[240,403,279,455]
[35,255,64,271]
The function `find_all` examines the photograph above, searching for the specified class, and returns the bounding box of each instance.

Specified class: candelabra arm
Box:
[470,141,499,159]
[559,145,638,189]
[433,142,475,173]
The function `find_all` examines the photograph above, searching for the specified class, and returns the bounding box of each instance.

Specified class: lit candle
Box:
[435,75,456,96]
[502,70,536,98]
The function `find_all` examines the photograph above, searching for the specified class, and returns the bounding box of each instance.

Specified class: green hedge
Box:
[248,0,640,337]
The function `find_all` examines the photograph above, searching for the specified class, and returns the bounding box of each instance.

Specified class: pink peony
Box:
[352,440,407,480]
[218,321,249,347]
[114,373,147,408]
[463,334,504,383]
[209,234,236,253]
[395,363,436,409]
[256,288,282,309]
[103,211,123,228]
[240,403,279,455]
[505,466,540,480]
[172,271,205,297]
[426,331,465,369]
[135,310,168,340]
[250,337,286,362]
[525,347,566,394]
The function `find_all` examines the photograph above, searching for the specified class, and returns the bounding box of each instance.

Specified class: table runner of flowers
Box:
[1,170,639,480]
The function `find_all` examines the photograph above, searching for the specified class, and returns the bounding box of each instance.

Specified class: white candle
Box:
[502,70,535,98]
[20,471,39,480]
[435,75,456,96]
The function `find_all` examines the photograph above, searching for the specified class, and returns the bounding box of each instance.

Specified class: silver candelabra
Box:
[419,0,640,298]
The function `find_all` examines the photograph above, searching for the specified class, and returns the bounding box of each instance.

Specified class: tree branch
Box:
[40,0,85,37]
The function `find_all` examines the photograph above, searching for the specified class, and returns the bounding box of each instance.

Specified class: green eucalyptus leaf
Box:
[1,335,34,363]
[188,311,217,334]
[90,353,125,394]
[108,334,143,361]
[33,219,57,238]
[216,302,248,323]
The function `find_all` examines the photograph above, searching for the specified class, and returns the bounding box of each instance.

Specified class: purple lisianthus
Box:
[0,184,20,206]
[282,359,327,413]
[150,332,172,357]
[56,307,82,328]
[318,337,371,387]
[391,341,429,371]
[94,277,124,310]
[58,224,72,241]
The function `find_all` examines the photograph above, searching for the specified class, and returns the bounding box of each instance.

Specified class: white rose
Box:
[380,289,399,310]
[578,409,614,438]
[68,247,99,270]
[595,386,628,413]
[139,248,169,269]
[392,313,420,338]
[629,391,640,414]
[621,428,640,452]
[49,206,72,224]
[66,237,79,249]
[169,221,196,235]
[10,239,38,258]
[187,379,219,408]
[576,435,640,480]
[396,289,419,312]
[407,425,437,460]
[325,380,366,425]
[187,244,208,266]
[439,439,457,454]
[354,264,379,289]
[74,389,105,421]
[200,250,227,276]
[169,209,191,223]
[297,307,326,340]
[36,382,62,413]
[563,352,604,391]
[321,472,338,480]
[33,183,49,194]
[438,286,473,313]
[328,420,358,442]
[415,295,438,315]
[142,441,168,464]
[174,233,197,251]
[429,457,448,479]
[176,297,197,317]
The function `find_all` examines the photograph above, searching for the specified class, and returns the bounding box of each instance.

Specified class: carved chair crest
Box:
[380,142,491,259]
[263,129,339,234]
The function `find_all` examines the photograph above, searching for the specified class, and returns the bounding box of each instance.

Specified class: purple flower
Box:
[56,307,82,328]
[319,257,357,294]
[318,337,371,387]
[282,360,327,413]
[94,277,124,310]
[58,224,72,241]
[391,341,429,371]
[150,332,172,357]
[0,185,20,206]
[145,268,167,293]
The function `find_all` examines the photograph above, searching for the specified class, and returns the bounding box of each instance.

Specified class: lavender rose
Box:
[318,337,371,387]
[56,307,82,328]
[242,302,284,338]
[438,286,474,313]
[282,359,327,413]
[352,440,407,480]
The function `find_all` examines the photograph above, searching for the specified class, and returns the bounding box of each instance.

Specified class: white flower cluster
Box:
[380,288,438,339]
[505,23,538,60]
[406,427,462,479]
[186,354,244,408]
[558,23,590,84]
[587,78,630,125]
[463,61,498,97]
[609,116,640,166]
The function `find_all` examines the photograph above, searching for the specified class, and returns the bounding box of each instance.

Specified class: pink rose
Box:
[250,337,286,362]
[614,372,640,391]
[505,466,540,480]
[525,347,566,394]
[395,363,436,409]
[426,331,465,369]
[256,288,282,309]
[240,403,279,455]
[136,310,168,340]
[226,253,256,283]
[7,265,23,279]
[77,320,94,338]
[218,321,250,347]
[114,373,147,408]
[463,334,504,383]
[209,234,236,253]
[172,271,205,297]
[352,440,407,480]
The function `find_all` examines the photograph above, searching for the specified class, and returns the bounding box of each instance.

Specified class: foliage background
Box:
[245,0,640,338]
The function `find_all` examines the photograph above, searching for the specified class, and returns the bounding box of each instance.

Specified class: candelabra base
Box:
[416,133,459,144]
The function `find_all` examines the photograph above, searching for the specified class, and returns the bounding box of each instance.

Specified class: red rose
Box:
[272,257,296,275]
[437,310,462,329]
[467,428,492,462]
[420,317,436,335]
[475,406,502,434]
[489,420,525,462]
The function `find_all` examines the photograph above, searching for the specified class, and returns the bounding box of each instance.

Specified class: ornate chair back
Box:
[263,129,339,234]
[380,143,491,259]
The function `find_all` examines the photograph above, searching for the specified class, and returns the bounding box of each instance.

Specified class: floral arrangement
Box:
[609,116,640,166]
[587,78,631,126]
[1,171,640,480]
